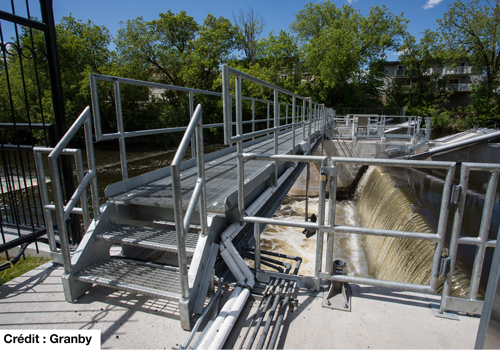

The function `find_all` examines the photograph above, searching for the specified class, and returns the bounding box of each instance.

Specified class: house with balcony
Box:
[382,60,484,109]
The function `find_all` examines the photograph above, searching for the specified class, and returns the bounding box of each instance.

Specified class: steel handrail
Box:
[35,106,99,273]
[171,103,208,301]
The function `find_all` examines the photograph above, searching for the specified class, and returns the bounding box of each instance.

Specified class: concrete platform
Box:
[0,263,480,349]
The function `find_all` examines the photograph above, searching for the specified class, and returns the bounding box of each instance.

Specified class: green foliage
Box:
[0,254,51,285]
[291,1,408,107]
[436,0,500,122]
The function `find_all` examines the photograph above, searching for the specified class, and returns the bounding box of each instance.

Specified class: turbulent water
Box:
[261,165,472,297]
[260,195,369,277]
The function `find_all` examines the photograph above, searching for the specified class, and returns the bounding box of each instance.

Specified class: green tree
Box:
[233,7,265,64]
[291,1,408,107]
[437,0,500,122]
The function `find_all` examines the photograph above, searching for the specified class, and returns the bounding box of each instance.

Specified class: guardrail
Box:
[33,107,99,271]
[243,155,456,293]
[222,65,328,221]
[171,104,208,303]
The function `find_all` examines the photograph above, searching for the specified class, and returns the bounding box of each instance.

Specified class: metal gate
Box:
[0,0,78,257]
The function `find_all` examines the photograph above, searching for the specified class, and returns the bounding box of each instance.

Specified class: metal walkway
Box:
[108,127,307,214]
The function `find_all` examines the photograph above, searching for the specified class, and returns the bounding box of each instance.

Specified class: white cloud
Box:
[422,0,444,9]
[347,0,358,3]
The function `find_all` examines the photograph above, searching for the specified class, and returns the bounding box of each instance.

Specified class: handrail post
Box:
[114,80,128,180]
[222,66,231,145]
[189,91,195,159]
[302,100,306,142]
[274,89,279,187]
[236,75,245,221]
[326,160,338,276]
[292,97,296,149]
[252,100,255,139]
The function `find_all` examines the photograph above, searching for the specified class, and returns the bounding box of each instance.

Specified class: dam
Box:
[1,66,500,349]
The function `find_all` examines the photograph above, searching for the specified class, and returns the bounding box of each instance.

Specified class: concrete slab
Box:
[1,263,480,349]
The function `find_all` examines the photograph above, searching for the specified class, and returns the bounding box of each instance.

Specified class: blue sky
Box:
[2,0,455,59]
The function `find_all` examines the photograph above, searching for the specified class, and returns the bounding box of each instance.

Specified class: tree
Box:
[233,7,265,64]
[291,1,408,107]
[437,0,500,122]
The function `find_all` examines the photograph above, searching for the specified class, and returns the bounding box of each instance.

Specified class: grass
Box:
[0,253,51,285]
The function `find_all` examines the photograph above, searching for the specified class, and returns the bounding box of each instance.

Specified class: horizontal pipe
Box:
[325,274,433,294]
[330,156,455,170]
[44,204,83,215]
[458,236,497,247]
[240,153,326,164]
[34,146,80,155]
[244,216,320,230]
[334,225,441,242]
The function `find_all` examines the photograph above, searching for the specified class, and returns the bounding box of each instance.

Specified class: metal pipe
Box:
[224,241,255,288]
[236,76,245,221]
[182,178,204,235]
[84,117,100,221]
[114,80,128,180]
[315,158,327,280]
[240,153,327,163]
[268,258,302,349]
[49,106,90,158]
[469,170,499,300]
[458,237,497,247]
[257,275,288,349]
[254,223,261,271]
[274,89,279,187]
[440,163,470,312]
[180,276,224,350]
[63,170,95,221]
[326,164,338,275]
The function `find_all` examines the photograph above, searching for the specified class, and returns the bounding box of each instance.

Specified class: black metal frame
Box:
[0,0,79,259]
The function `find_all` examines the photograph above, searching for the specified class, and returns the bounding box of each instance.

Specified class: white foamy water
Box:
[259,195,370,277]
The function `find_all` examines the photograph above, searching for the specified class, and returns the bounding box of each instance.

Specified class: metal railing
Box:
[446,83,472,92]
[171,104,208,303]
[244,156,456,293]
[90,73,314,182]
[222,65,326,221]
[332,114,428,143]
[439,162,500,315]
[443,66,472,75]
[33,106,99,270]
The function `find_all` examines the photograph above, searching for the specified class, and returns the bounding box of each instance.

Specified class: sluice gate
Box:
[29,66,500,347]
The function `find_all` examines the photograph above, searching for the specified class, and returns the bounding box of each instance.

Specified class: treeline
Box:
[1,0,499,144]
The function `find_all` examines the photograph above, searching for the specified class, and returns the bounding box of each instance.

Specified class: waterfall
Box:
[356,166,471,298]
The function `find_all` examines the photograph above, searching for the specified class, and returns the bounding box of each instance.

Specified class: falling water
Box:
[356,166,471,297]
[260,196,369,277]
[261,165,471,298]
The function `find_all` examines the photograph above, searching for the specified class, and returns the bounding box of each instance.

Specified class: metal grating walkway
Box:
[109,127,307,213]
[74,259,182,301]
[96,224,199,256]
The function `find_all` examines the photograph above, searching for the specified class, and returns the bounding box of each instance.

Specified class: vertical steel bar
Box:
[171,164,189,300]
[440,164,470,311]
[430,163,456,291]
[274,90,279,186]
[469,170,499,300]
[47,157,71,274]
[34,151,56,251]
[302,100,306,142]
[89,74,102,141]
[326,162,338,275]
[222,66,231,145]
[189,91,195,159]
[308,99,312,155]
[252,100,255,139]
[236,76,245,220]
[266,102,270,133]
[195,105,208,235]
[292,97,296,149]
[84,117,100,221]
[74,150,90,231]
[254,223,261,271]
[315,158,327,280]
[113,80,128,180]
